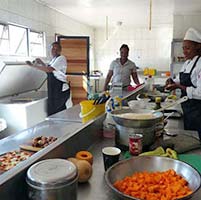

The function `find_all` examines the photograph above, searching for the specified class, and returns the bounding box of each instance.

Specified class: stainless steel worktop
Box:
[77,119,201,200]
[47,104,82,123]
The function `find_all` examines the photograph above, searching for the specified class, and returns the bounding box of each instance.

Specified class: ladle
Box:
[154,96,188,112]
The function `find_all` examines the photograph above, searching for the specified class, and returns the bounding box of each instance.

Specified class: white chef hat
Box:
[184,28,201,43]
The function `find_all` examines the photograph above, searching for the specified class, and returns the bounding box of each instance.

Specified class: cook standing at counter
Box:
[166,28,201,140]
[26,42,70,116]
[103,44,140,91]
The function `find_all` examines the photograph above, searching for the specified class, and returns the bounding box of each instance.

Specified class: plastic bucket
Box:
[79,100,105,123]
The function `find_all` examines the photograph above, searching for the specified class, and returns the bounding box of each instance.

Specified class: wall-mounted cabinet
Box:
[170,39,184,78]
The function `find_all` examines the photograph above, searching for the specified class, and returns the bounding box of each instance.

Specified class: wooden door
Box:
[57,36,89,105]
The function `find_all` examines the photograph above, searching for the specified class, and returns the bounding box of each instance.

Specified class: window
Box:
[0,23,46,57]
[9,24,28,56]
[0,24,9,55]
[29,30,46,57]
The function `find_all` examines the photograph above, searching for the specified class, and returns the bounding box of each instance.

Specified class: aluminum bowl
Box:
[111,108,163,128]
[105,156,201,200]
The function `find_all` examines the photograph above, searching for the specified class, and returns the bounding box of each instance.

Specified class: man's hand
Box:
[165,83,178,91]
[26,61,33,67]
[165,83,186,92]
[35,58,44,65]
[165,78,174,86]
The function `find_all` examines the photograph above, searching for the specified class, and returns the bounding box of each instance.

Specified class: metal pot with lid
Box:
[26,159,78,200]
[111,108,164,149]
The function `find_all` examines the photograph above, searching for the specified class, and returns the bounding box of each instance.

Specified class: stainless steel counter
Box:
[4,84,200,200]
[47,104,82,122]
[77,119,201,200]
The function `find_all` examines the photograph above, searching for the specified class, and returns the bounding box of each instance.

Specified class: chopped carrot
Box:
[113,169,192,200]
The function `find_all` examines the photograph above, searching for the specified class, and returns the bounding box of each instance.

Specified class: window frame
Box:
[0,22,46,58]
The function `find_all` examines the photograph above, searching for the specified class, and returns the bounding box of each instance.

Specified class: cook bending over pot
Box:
[165,28,201,140]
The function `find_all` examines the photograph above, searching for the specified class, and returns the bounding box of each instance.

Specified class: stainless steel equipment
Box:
[111,108,163,128]
[26,159,78,200]
[111,108,163,149]
[0,61,47,138]
[115,124,155,149]
[105,156,201,200]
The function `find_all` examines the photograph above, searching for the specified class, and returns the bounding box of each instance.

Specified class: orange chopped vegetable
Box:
[113,169,192,200]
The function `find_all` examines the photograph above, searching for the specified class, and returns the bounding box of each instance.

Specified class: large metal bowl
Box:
[111,108,163,128]
[105,156,201,200]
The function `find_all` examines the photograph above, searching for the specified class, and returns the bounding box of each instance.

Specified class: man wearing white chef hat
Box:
[166,27,201,140]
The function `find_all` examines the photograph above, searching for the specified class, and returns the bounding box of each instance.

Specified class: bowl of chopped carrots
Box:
[105,156,201,200]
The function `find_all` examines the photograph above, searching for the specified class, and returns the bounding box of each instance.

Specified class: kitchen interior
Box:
[0,0,201,200]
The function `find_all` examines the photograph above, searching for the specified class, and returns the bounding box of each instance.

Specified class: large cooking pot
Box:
[111,108,164,149]
[111,108,163,128]
[26,159,78,200]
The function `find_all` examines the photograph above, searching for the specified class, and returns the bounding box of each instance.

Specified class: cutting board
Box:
[178,154,201,173]
[20,145,42,152]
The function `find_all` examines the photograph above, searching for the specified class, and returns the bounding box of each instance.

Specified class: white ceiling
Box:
[38,0,201,28]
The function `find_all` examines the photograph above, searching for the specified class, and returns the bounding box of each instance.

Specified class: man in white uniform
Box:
[103,44,140,91]
[166,28,201,140]
[26,42,70,116]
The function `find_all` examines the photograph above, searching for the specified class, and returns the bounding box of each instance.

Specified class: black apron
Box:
[47,56,70,116]
[180,56,201,135]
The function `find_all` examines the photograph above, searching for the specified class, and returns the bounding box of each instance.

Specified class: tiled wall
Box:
[0,0,95,64]
[173,14,201,39]
[94,26,173,77]
[172,14,201,75]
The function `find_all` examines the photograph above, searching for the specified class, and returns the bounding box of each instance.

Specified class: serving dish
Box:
[105,156,201,200]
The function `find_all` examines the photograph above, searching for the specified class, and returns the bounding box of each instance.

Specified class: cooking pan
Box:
[136,92,168,102]
[111,108,163,128]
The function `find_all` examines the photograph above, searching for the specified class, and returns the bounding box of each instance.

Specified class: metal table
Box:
[78,119,201,200]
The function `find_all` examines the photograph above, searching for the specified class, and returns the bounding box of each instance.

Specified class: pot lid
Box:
[27,159,77,187]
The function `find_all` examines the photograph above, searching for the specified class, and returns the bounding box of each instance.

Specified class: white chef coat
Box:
[174,55,201,100]
[49,55,69,91]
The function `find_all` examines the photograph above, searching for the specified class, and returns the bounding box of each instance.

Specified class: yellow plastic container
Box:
[80,100,105,123]
[143,68,149,76]
[149,68,157,76]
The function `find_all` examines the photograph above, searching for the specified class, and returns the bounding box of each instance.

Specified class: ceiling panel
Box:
[37,0,201,28]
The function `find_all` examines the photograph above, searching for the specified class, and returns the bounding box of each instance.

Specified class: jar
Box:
[26,159,78,200]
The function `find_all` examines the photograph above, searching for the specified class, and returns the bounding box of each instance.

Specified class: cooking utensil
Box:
[105,156,201,200]
[26,159,78,200]
[111,108,163,128]
[164,112,175,121]
[20,144,42,152]
[155,96,188,112]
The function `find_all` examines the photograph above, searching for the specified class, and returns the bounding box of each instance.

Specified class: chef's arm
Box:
[26,60,54,73]
[165,82,186,91]
[103,70,113,91]
[131,72,140,85]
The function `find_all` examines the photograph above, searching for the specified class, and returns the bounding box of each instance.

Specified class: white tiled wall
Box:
[173,14,201,38]
[0,0,95,63]
[94,26,173,78]
[0,0,95,91]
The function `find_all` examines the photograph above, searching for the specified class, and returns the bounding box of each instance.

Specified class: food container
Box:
[26,159,78,200]
[105,156,201,200]
[128,133,143,155]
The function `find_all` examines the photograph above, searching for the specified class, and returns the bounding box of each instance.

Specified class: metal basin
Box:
[111,108,163,128]
[105,156,201,200]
